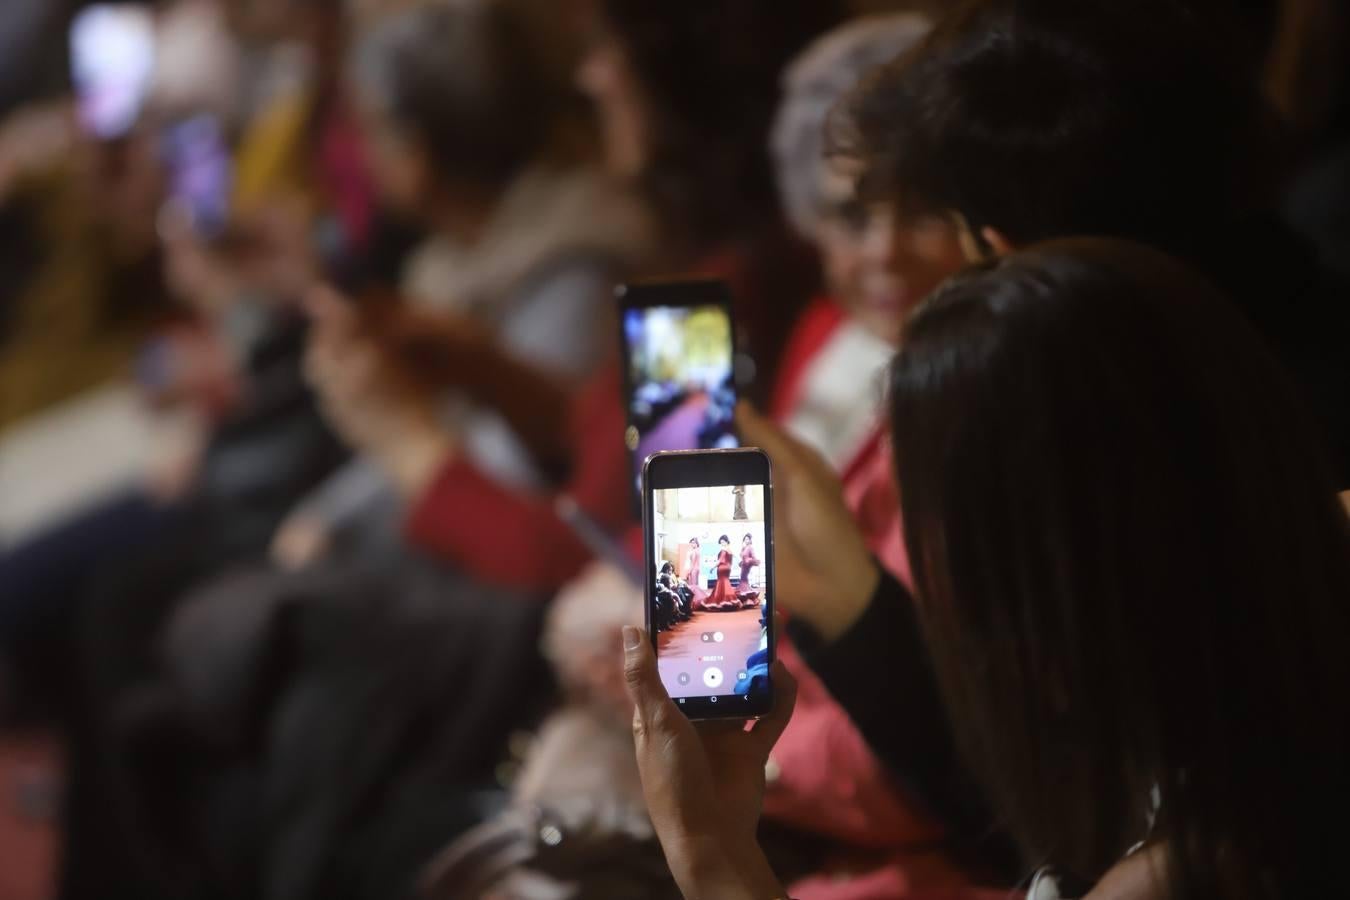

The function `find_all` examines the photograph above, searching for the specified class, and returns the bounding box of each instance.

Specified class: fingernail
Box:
[622,625,642,651]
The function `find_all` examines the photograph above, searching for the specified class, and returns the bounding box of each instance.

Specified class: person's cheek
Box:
[817,224,864,313]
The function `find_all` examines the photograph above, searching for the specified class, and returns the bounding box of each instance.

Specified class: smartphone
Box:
[69,4,156,140]
[617,280,739,503]
[161,114,233,238]
[642,449,774,720]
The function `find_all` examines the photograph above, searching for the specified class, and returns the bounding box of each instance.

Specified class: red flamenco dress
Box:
[702,548,742,611]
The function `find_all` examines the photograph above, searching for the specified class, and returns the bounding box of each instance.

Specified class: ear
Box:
[950,211,987,262]
[981,227,1015,256]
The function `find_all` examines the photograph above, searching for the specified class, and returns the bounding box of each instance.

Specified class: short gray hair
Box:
[770,13,931,238]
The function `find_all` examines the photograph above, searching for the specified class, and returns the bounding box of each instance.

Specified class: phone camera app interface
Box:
[651,484,769,703]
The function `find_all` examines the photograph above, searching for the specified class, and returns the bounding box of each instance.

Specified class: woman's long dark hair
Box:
[889,238,1350,897]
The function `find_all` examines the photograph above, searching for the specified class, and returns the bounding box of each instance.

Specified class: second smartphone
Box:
[642,449,774,720]
[617,279,740,504]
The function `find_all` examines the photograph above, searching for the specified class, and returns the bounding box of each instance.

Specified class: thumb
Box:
[746,661,798,756]
[622,625,669,725]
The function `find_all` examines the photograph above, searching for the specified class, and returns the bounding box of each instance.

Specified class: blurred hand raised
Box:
[736,404,879,643]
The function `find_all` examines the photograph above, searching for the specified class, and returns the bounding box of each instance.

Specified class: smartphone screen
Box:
[161,114,232,238]
[618,280,739,499]
[70,4,156,140]
[643,449,774,720]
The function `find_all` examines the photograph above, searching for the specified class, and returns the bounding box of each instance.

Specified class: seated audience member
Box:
[727,8,1350,864]
[577,0,844,406]
[626,239,1350,900]
[0,0,364,715]
[768,12,960,469]
[72,6,843,900]
[745,15,1012,893]
[53,0,399,894]
[429,14,1015,899]
[357,0,846,591]
[838,0,1350,489]
[279,0,650,568]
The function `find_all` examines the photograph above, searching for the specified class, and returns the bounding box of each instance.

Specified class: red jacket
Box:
[404,364,631,591]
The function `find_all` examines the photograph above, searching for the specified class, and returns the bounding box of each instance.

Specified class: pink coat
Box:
[765,299,998,900]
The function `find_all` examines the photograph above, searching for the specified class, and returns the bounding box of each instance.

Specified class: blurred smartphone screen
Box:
[618,280,739,500]
[162,114,233,238]
[70,4,156,139]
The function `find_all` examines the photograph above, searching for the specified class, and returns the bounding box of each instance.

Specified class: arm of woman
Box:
[403,367,632,591]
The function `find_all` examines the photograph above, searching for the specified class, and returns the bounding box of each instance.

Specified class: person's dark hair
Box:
[661,561,674,575]
[598,1,845,406]
[600,0,845,244]
[743,533,753,543]
[836,0,1284,251]
[889,238,1350,897]
[718,535,730,546]
[354,2,566,188]
[689,537,700,548]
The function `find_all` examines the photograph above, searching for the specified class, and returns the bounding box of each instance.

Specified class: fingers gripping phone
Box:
[643,449,775,720]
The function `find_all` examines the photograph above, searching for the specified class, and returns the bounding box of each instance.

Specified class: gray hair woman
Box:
[771,14,966,347]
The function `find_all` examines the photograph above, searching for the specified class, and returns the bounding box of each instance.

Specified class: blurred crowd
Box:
[0,1,1348,899]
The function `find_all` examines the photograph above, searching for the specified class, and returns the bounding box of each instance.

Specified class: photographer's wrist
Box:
[670,836,783,900]
[813,557,881,644]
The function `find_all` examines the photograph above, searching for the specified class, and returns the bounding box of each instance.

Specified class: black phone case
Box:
[641,448,775,721]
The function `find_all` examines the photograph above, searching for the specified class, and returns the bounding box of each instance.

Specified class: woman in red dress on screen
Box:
[682,537,708,609]
[703,534,742,611]
[738,533,761,608]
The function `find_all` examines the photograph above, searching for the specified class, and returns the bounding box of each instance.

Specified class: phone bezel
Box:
[616,279,740,514]
[641,448,775,721]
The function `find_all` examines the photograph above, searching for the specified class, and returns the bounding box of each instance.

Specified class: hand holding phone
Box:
[642,448,775,720]
[621,621,795,898]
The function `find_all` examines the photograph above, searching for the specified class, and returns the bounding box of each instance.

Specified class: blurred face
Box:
[815,167,967,346]
[575,29,647,177]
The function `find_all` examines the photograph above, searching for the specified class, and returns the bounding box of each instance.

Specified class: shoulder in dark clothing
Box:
[789,567,1024,885]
